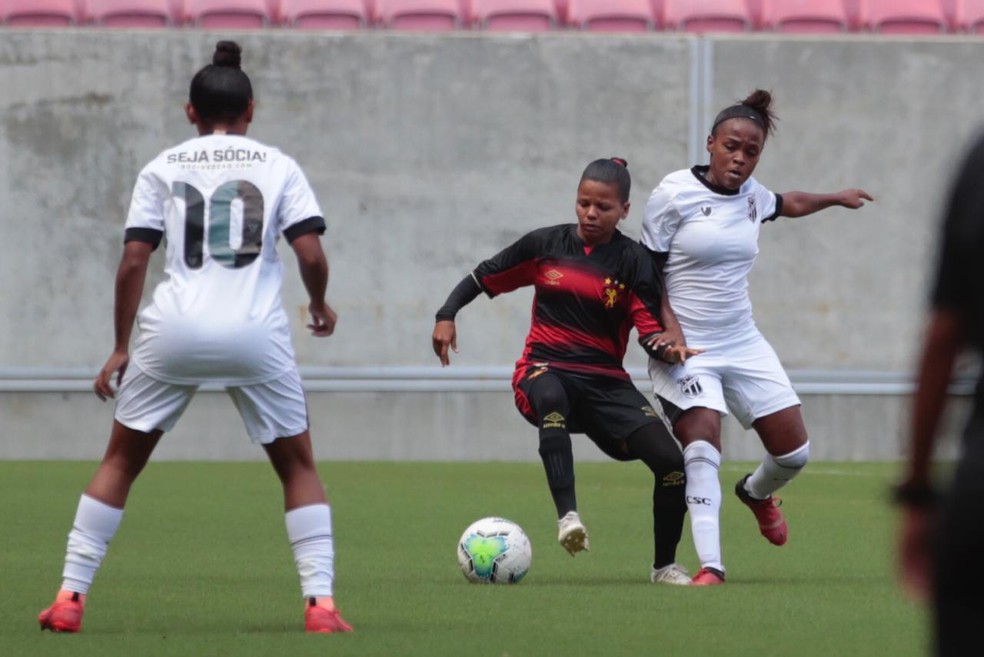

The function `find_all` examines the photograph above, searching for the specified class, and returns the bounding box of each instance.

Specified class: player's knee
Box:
[683,439,720,467]
[774,440,810,471]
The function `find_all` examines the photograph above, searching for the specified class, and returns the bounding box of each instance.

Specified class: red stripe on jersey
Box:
[480,261,539,296]
[627,289,663,337]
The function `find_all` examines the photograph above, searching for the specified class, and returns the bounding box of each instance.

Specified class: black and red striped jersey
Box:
[473,223,666,379]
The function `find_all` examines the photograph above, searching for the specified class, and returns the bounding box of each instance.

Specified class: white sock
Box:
[746,442,810,499]
[683,441,724,573]
[62,494,124,594]
[285,504,335,598]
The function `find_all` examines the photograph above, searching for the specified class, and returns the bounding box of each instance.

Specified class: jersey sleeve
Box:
[278,158,325,243]
[641,184,682,253]
[472,229,544,297]
[625,248,665,343]
[123,165,167,247]
[753,180,780,223]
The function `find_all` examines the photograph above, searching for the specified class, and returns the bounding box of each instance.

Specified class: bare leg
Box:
[263,430,328,510]
[85,421,163,508]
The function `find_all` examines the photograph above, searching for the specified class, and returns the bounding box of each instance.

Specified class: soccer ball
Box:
[457,516,532,584]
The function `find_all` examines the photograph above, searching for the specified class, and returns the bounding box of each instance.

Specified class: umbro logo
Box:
[542,412,566,429]
[700,206,712,216]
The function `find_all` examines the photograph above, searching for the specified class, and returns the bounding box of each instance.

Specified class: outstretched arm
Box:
[779,189,873,218]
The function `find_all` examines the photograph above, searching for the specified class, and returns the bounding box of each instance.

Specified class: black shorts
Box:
[513,364,662,456]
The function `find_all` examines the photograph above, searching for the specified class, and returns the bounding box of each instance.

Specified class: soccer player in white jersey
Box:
[38,41,352,634]
[641,89,873,585]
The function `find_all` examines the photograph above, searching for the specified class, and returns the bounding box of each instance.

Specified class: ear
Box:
[705,134,714,153]
[185,102,197,125]
[621,201,631,220]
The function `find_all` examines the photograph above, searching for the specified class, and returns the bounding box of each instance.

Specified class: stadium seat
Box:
[280,0,368,29]
[184,0,278,27]
[759,0,850,33]
[1,0,81,25]
[956,0,984,33]
[861,0,948,34]
[373,0,464,30]
[470,0,558,31]
[86,0,178,26]
[662,0,752,33]
[565,0,656,32]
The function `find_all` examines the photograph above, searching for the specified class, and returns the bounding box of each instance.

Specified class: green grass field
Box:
[2,460,927,657]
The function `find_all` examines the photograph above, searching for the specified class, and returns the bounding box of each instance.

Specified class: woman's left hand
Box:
[838,188,874,209]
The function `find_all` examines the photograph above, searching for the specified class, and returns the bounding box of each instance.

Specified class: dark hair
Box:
[580,157,631,203]
[189,41,253,123]
[711,89,778,138]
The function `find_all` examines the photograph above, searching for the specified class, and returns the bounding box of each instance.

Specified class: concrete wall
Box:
[1,30,980,460]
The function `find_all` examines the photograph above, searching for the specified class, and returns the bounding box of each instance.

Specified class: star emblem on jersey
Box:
[602,279,625,308]
[747,196,758,222]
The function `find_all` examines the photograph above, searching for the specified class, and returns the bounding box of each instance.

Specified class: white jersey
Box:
[125,133,324,385]
[641,166,780,342]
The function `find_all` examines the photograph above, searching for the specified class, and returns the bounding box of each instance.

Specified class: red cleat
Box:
[305,599,353,634]
[38,591,85,633]
[735,475,788,546]
[690,567,726,586]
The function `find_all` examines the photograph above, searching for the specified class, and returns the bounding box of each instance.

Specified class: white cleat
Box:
[557,511,590,556]
[650,563,692,585]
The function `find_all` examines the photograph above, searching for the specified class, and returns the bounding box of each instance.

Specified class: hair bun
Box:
[212,41,242,68]
[610,157,628,168]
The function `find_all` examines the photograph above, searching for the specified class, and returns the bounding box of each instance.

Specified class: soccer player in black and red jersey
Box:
[432,158,702,585]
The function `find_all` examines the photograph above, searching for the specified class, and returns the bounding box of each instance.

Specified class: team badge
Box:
[747,196,758,222]
[602,278,625,308]
[678,374,704,398]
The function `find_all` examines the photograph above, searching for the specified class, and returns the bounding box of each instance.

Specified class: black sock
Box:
[625,425,686,567]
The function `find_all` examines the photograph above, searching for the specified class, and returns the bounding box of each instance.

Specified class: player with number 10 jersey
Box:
[126,133,325,385]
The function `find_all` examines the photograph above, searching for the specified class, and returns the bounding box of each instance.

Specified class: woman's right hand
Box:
[432,320,458,366]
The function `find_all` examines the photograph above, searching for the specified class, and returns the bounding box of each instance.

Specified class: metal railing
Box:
[0,366,974,395]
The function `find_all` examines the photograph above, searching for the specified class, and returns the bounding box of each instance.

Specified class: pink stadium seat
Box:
[86,0,178,26]
[184,0,278,27]
[280,0,368,28]
[861,0,948,34]
[565,0,656,32]
[1,0,81,25]
[759,0,850,33]
[470,0,558,31]
[374,0,464,30]
[955,0,984,33]
[662,0,752,33]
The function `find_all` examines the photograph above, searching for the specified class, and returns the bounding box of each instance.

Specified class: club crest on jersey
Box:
[747,196,758,222]
[602,278,625,308]
[677,374,704,398]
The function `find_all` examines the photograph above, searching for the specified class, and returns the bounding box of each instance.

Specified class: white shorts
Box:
[648,328,800,430]
[114,364,310,444]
